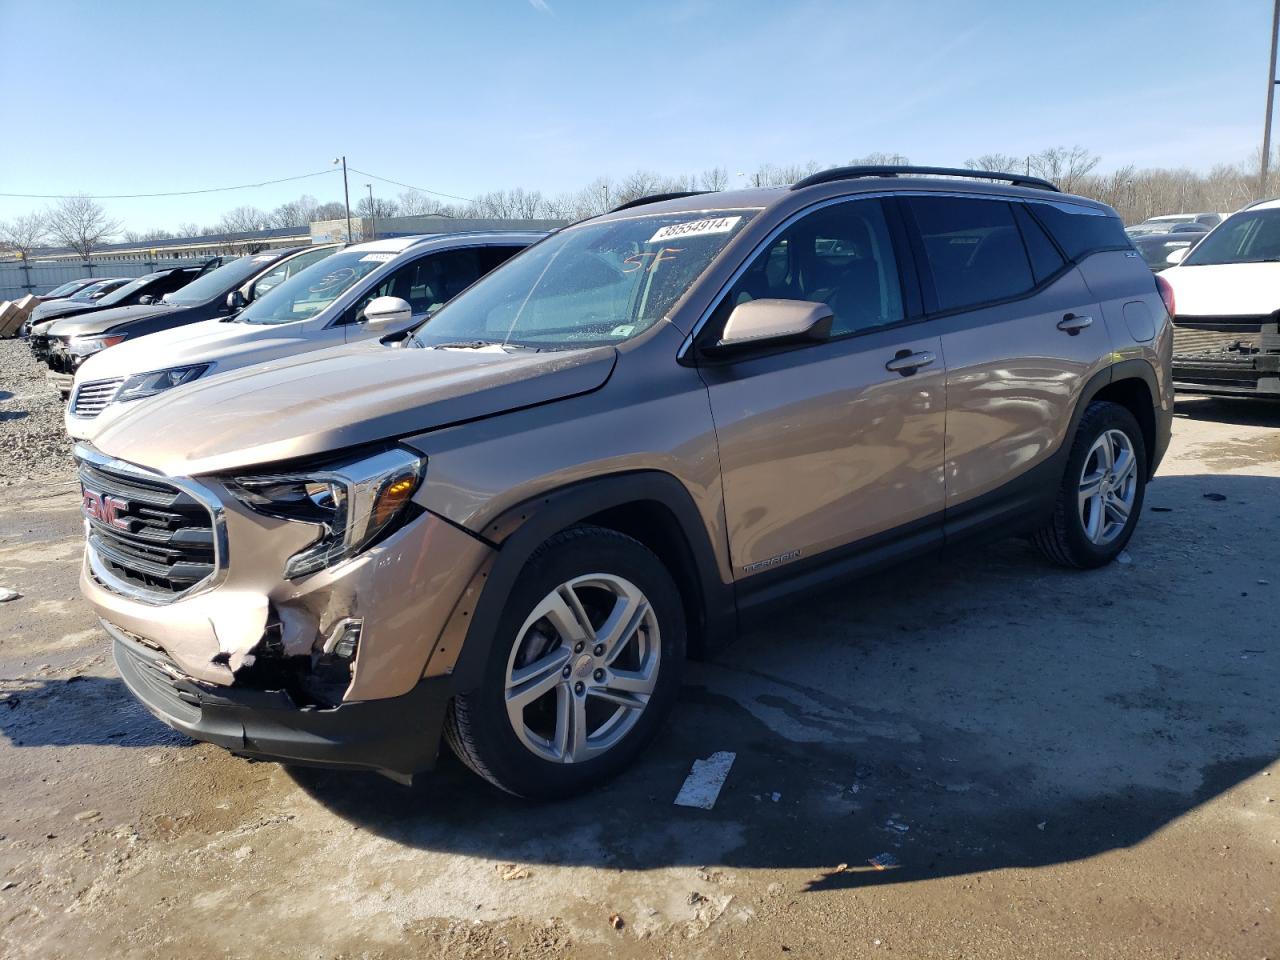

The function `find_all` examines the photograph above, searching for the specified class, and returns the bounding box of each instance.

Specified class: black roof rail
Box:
[609,190,711,213]
[792,165,1060,193]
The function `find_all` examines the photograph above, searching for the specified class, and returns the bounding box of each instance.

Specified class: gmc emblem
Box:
[82,488,131,531]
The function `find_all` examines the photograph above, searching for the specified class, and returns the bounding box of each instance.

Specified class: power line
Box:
[0,169,337,200]
[347,166,475,204]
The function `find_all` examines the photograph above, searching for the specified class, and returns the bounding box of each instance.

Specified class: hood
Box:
[30,299,97,324]
[45,302,178,338]
[72,317,309,381]
[1161,262,1280,317]
[91,340,618,476]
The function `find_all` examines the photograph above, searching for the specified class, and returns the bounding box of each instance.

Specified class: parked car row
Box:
[61,165,1178,798]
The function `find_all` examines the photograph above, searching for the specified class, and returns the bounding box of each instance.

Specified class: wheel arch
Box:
[1075,359,1162,479]
[447,471,735,694]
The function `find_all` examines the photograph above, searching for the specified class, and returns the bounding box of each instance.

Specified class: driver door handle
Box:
[1057,313,1093,335]
[885,350,936,375]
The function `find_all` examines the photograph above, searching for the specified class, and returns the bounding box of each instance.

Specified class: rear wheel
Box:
[1034,400,1148,568]
[444,525,685,799]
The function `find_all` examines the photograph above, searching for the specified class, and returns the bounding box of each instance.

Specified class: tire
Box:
[1034,400,1148,569]
[444,524,686,799]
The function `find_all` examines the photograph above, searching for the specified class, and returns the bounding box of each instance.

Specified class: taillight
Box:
[1155,274,1176,320]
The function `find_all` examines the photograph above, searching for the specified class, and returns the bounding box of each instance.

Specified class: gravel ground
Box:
[0,340,73,487]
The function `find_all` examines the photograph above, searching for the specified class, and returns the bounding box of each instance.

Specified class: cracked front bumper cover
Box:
[108,620,451,780]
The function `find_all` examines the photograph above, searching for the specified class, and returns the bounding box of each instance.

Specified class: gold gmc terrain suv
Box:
[75,166,1173,798]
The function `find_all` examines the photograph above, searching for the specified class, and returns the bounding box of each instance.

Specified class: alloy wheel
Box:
[1077,428,1138,546]
[504,573,661,763]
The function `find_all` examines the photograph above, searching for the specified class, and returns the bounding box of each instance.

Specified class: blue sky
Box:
[0,0,1270,231]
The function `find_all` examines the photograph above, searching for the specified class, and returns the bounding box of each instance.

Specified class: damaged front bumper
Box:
[1172,317,1280,398]
[77,448,495,779]
[108,621,451,781]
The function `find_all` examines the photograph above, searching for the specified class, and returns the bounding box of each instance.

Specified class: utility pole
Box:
[334,156,353,243]
[366,184,376,241]
[1262,0,1280,197]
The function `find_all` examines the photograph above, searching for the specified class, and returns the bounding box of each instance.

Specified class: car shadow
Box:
[284,471,1279,889]
[0,674,190,748]
[1175,394,1280,426]
[0,410,29,423]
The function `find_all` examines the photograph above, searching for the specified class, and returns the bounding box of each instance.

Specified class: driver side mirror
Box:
[361,295,413,327]
[1165,247,1189,265]
[138,295,155,305]
[712,299,834,352]
[225,289,247,311]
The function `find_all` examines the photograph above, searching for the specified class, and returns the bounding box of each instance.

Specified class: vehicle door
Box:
[899,195,1109,518]
[696,197,947,577]
[342,247,487,342]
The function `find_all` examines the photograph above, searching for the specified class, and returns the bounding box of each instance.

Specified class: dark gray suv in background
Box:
[76,166,1173,798]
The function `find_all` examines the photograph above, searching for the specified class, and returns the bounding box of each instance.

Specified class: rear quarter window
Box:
[1028,202,1132,261]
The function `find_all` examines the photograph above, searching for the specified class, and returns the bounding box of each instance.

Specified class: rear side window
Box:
[1012,204,1067,283]
[906,196,1034,312]
[479,245,527,272]
[1027,202,1131,260]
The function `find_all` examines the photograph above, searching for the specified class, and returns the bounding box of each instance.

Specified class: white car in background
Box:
[65,232,543,440]
[1159,198,1280,398]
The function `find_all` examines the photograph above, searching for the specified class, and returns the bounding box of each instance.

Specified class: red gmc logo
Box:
[82,488,131,531]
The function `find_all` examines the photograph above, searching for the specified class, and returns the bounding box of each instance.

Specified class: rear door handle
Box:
[885,350,936,375]
[1057,313,1093,335]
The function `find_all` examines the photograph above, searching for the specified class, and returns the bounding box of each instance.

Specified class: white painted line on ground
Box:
[673,751,736,810]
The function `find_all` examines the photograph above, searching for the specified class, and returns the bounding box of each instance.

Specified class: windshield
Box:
[162,254,278,306]
[1182,209,1280,265]
[44,279,90,297]
[97,272,166,306]
[237,249,396,325]
[413,210,756,349]
[68,280,113,301]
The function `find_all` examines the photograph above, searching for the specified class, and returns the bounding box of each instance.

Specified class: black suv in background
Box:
[28,265,210,361]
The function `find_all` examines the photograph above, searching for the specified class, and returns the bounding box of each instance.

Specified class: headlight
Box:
[226,447,425,579]
[67,334,127,357]
[115,364,211,403]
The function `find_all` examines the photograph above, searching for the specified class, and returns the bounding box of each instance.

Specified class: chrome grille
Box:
[71,377,124,418]
[77,453,221,601]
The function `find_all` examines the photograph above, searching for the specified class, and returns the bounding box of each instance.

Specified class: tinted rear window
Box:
[1011,203,1067,283]
[1028,202,1130,260]
[907,196,1035,312]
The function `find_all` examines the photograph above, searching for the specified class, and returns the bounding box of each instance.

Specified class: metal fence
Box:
[0,257,206,302]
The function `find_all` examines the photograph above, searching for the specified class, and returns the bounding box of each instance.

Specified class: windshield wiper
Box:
[430,339,499,350]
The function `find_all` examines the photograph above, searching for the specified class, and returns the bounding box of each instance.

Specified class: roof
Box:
[345,231,549,254]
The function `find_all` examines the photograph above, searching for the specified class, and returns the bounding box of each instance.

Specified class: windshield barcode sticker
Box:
[359,253,397,263]
[648,216,741,244]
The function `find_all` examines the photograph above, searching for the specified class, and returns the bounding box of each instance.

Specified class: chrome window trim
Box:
[74,443,229,607]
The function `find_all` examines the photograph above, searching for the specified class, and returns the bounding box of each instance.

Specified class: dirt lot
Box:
[1,343,1277,960]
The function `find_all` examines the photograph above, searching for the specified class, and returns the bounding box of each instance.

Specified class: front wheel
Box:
[444,525,685,799]
[1034,400,1148,569]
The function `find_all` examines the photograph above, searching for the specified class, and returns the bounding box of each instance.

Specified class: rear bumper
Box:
[108,621,451,780]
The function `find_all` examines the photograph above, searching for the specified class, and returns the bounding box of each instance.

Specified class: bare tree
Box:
[1027,146,1100,193]
[699,166,730,191]
[269,194,320,228]
[849,152,910,166]
[356,194,399,219]
[122,228,177,243]
[964,153,1025,174]
[46,196,119,258]
[219,205,270,236]
[0,212,48,258]
[312,201,349,221]
[397,190,453,217]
